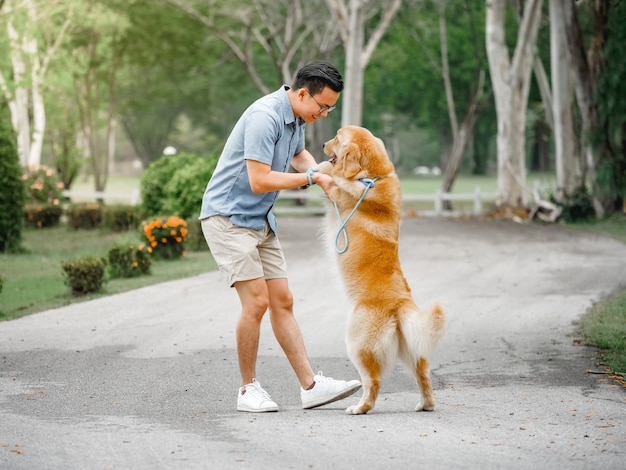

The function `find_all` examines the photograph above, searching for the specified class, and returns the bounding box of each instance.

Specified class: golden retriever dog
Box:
[316,125,446,415]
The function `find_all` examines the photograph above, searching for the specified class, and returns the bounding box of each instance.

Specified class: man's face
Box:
[298,87,339,124]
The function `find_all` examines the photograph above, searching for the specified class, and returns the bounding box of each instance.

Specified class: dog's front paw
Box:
[315,161,333,174]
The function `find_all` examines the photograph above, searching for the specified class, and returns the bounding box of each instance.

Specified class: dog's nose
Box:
[323,143,326,148]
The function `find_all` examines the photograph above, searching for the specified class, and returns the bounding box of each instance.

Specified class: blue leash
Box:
[333,178,378,254]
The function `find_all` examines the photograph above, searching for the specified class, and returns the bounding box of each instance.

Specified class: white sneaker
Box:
[301,371,362,409]
[237,379,279,413]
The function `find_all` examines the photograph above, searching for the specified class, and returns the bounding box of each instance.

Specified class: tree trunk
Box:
[341,0,365,126]
[327,0,402,127]
[6,19,31,167]
[550,0,580,194]
[29,55,46,168]
[486,0,543,208]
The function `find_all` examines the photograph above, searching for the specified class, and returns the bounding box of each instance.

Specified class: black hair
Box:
[292,61,344,95]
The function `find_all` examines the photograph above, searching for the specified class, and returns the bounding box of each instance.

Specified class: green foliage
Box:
[61,255,107,295]
[102,204,142,231]
[140,153,217,219]
[24,204,64,228]
[593,0,626,212]
[66,203,102,229]
[22,165,65,204]
[140,153,199,216]
[550,187,595,223]
[0,274,4,295]
[579,288,626,376]
[107,236,151,278]
[185,217,208,252]
[164,156,218,219]
[0,110,25,253]
[141,215,188,260]
[0,224,216,320]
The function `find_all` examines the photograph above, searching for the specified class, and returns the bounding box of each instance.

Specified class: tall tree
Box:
[592,0,626,213]
[486,0,543,208]
[549,0,579,194]
[163,0,343,154]
[0,0,73,167]
[439,0,489,200]
[66,1,130,192]
[326,0,402,126]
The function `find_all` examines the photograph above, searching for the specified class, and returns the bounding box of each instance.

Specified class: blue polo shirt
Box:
[199,86,306,233]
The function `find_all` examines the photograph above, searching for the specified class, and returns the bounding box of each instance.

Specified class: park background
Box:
[0,1,624,375]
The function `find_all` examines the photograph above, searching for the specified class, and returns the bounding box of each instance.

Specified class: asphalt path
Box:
[0,216,625,469]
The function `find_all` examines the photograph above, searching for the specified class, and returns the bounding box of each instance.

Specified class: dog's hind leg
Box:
[414,357,435,411]
[346,349,381,415]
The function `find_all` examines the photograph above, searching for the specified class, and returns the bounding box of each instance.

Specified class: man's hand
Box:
[313,171,334,201]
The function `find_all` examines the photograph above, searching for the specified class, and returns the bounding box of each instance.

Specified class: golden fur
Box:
[317,125,446,415]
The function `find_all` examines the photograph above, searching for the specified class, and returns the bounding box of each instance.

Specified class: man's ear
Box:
[342,142,362,179]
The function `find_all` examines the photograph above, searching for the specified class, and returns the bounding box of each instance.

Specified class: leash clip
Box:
[359,178,376,188]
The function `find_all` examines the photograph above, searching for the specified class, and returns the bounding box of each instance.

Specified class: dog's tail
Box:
[399,302,446,359]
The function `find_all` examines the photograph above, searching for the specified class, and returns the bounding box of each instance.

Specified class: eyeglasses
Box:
[308,90,336,114]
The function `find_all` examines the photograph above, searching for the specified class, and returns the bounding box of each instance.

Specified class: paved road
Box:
[1,217,625,469]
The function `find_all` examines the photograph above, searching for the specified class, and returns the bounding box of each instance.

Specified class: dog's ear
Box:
[342,142,362,179]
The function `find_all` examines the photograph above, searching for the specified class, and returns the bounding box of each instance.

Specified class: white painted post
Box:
[474,186,482,214]
[435,189,443,216]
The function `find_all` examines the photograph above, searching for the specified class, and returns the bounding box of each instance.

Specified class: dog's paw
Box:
[315,161,333,174]
[346,404,368,415]
[415,401,435,412]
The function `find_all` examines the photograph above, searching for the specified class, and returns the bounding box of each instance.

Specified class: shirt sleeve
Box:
[243,109,281,166]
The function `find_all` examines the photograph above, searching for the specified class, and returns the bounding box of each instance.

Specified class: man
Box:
[200,62,361,413]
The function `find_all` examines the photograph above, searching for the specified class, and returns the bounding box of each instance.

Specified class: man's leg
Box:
[234,278,270,387]
[266,278,315,389]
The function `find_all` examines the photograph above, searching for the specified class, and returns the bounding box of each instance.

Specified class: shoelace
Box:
[249,381,273,401]
[314,371,333,382]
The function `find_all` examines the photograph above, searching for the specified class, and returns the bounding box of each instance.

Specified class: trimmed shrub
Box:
[24,203,64,228]
[102,204,142,232]
[140,153,200,217]
[141,215,187,259]
[164,156,218,219]
[107,236,152,278]
[61,255,107,295]
[0,110,25,253]
[22,164,64,204]
[66,203,102,229]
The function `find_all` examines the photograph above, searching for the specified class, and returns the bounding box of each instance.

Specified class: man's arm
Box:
[291,149,334,197]
[246,150,334,197]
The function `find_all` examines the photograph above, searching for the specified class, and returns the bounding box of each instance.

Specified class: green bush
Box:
[140,153,218,218]
[0,274,4,295]
[140,153,200,217]
[107,236,152,278]
[552,187,595,222]
[0,110,25,253]
[185,217,208,252]
[22,164,64,204]
[141,215,187,259]
[66,203,102,229]
[24,203,64,228]
[164,156,218,219]
[61,255,107,295]
[102,204,142,232]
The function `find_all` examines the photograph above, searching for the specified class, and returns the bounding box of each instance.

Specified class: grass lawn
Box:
[0,225,215,320]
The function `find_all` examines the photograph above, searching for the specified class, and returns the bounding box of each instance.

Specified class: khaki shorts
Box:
[201,215,287,287]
